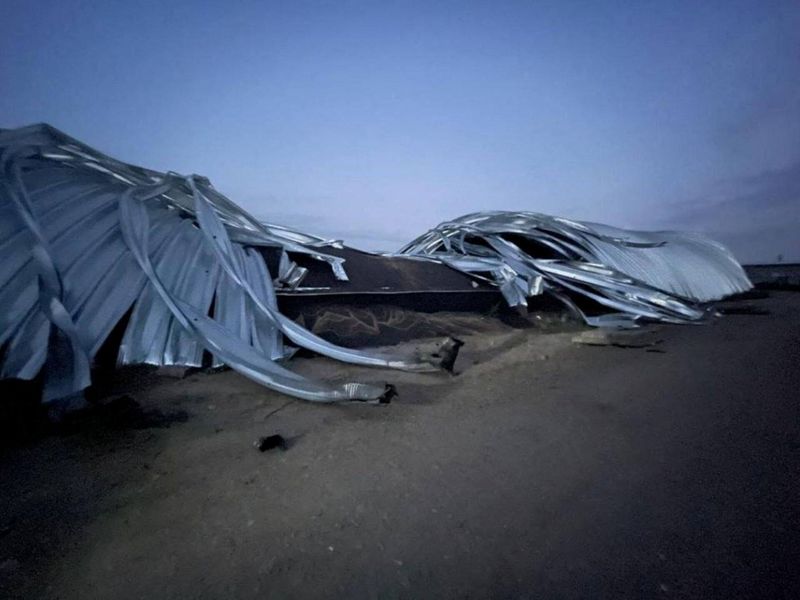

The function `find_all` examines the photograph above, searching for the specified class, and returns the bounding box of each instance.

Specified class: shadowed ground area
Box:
[1,293,798,599]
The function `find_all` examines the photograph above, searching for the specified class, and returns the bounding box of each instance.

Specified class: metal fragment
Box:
[0,124,753,404]
[398,211,752,324]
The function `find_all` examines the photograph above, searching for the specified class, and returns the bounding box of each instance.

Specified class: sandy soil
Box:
[1,293,799,599]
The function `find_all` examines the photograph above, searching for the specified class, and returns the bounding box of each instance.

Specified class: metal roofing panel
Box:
[0,124,751,403]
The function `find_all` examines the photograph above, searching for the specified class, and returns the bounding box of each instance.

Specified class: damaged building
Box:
[0,124,753,404]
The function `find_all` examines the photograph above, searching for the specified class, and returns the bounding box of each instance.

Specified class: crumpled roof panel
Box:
[0,124,752,402]
[398,211,752,325]
[0,124,445,402]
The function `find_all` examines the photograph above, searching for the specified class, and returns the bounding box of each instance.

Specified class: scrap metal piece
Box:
[0,124,753,404]
[0,124,451,402]
[398,211,752,324]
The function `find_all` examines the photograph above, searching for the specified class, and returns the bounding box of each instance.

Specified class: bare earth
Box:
[1,293,799,599]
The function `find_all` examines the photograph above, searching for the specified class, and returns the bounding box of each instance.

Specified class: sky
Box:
[2,0,798,262]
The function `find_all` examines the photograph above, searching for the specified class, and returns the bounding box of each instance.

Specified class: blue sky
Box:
[2,0,798,261]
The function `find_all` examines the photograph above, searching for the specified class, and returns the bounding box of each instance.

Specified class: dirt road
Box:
[1,293,798,599]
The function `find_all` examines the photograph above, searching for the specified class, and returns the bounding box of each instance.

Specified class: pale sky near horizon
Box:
[2,0,799,262]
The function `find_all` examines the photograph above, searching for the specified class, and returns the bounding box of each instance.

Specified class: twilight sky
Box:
[2,0,798,261]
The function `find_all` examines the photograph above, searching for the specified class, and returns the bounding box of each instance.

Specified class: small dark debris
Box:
[438,337,465,372]
[379,384,398,404]
[255,434,288,452]
[646,348,667,353]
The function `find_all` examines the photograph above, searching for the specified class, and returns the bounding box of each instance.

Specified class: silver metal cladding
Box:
[397,211,752,324]
[0,124,439,402]
[0,124,752,403]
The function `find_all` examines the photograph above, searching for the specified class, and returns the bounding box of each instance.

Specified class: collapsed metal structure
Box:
[399,212,752,326]
[0,124,752,403]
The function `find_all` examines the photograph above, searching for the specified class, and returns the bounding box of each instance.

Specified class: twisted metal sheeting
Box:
[0,124,441,402]
[398,211,753,325]
[1,124,753,402]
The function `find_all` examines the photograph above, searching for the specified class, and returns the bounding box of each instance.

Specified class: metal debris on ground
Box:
[0,124,753,405]
[399,212,752,325]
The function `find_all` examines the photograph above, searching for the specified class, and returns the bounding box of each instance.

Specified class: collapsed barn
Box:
[0,124,752,404]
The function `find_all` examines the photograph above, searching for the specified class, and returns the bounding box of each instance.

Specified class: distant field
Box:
[744,263,800,288]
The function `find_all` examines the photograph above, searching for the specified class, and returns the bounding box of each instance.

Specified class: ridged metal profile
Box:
[398,211,752,325]
[1,124,752,403]
[0,124,444,402]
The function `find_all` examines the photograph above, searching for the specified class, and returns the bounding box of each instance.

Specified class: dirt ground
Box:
[1,293,799,599]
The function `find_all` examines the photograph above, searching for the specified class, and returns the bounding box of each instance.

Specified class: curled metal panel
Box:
[241,247,285,361]
[398,211,752,324]
[1,144,92,399]
[117,192,394,403]
[189,176,452,372]
[0,124,752,403]
[0,124,442,402]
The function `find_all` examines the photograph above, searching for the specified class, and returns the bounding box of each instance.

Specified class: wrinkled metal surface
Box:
[1,124,752,402]
[0,124,447,402]
[398,212,752,325]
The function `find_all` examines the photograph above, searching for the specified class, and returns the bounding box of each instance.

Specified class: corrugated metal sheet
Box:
[0,124,752,403]
[1,124,444,402]
[398,211,752,325]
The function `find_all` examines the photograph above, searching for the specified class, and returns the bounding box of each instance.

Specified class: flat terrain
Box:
[1,293,799,599]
